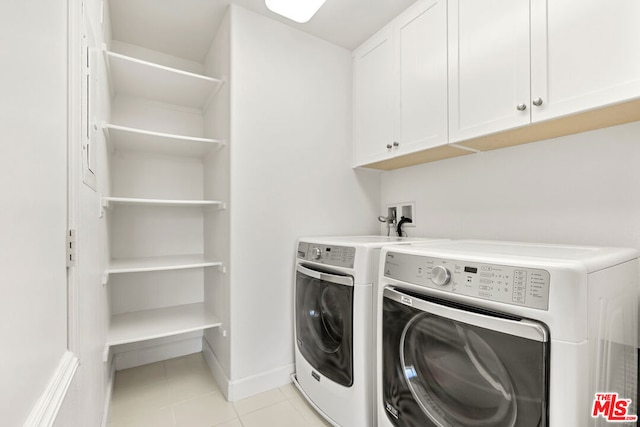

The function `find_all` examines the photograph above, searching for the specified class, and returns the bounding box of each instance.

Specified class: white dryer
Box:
[377,240,638,427]
[293,236,447,427]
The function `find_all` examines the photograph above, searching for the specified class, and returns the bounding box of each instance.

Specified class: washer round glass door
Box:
[295,264,354,387]
[305,283,346,354]
[382,287,549,427]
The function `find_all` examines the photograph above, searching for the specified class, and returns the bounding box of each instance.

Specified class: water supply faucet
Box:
[377,211,397,236]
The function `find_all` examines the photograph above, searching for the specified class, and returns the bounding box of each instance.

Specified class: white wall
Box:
[227,5,380,398]
[0,1,70,425]
[381,121,640,250]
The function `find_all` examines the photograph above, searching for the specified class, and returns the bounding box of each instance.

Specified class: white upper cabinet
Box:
[395,0,448,156]
[448,0,531,142]
[354,0,453,167]
[530,0,640,122]
[353,28,395,166]
[450,0,640,143]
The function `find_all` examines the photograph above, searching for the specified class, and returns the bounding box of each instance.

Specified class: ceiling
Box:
[232,0,418,50]
[109,0,418,63]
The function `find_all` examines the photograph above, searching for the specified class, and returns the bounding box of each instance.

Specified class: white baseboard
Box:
[113,332,203,370]
[202,338,294,402]
[100,356,116,427]
[202,337,231,400]
[24,351,79,427]
[229,362,295,402]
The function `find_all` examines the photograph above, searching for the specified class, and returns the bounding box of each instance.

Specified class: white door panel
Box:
[396,0,448,154]
[531,0,640,122]
[353,29,395,166]
[449,0,531,142]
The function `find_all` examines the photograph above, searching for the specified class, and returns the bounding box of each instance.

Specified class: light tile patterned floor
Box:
[107,353,331,427]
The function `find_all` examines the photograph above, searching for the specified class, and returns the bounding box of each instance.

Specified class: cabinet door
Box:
[394,0,448,155]
[530,0,640,122]
[353,28,395,166]
[448,0,531,143]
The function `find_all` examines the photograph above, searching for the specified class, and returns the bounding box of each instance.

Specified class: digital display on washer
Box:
[464,266,478,274]
[296,242,355,268]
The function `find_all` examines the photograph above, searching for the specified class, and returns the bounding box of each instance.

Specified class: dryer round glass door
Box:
[381,288,549,427]
[295,264,354,387]
[401,314,516,426]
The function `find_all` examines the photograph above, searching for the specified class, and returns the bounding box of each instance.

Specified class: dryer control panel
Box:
[297,242,355,269]
[384,252,550,310]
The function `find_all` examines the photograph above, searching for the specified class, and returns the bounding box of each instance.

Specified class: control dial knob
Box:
[311,247,322,260]
[430,265,451,286]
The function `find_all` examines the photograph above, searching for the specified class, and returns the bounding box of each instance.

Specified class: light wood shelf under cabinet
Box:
[106,302,222,348]
[103,123,224,158]
[359,98,640,171]
[104,49,224,109]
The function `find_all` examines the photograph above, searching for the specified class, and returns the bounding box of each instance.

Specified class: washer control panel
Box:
[384,252,550,310]
[297,242,355,269]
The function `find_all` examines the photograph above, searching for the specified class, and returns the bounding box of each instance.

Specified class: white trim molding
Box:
[23,351,79,427]
[202,338,294,402]
[100,355,116,427]
[229,362,295,402]
[66,0,83,356]
[202,338,231,400]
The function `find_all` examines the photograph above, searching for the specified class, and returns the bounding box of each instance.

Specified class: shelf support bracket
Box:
[450,143,482,154]
[102,271,109,286]
[217,264,227,274]
[103,345,110,363]
[99,194,108,218]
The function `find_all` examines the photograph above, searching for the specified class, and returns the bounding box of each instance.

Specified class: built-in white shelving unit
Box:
[103,124,224,157]
[101,3,227,363]
[107,303,222,347]
[104,49,224,109]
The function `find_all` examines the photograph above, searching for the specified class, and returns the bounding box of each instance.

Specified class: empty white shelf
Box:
[106,255,223,274]
[103,124,224,157]
[101,196,225,208]
[104,50,224,109]
[107,302,221,347]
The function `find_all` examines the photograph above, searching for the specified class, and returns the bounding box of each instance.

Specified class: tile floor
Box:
[107,352,331,427]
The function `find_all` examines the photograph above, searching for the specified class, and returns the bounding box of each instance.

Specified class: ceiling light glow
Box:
[265,0,327,24]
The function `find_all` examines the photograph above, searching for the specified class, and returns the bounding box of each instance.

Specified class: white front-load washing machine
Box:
[293,236,447,427]
[377,240,638,427]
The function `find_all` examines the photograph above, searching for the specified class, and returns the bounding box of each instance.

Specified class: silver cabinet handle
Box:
[516,103,527,111]
[532,97,543,106]
[386,144,393,149]
[393,141,399,147]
